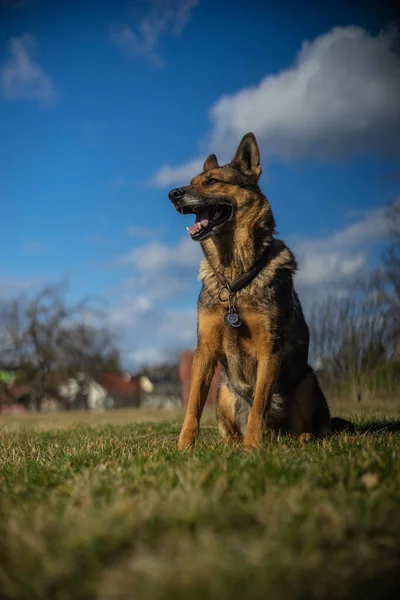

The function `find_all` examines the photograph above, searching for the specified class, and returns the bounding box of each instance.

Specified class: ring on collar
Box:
[218,285,233,302]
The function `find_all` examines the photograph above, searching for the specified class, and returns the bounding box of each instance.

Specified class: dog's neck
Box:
[201,218,273,281]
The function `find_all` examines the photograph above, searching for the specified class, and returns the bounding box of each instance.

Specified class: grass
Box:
[0,397,400,600]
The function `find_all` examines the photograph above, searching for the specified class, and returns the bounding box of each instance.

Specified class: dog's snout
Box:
[168,187,185,201]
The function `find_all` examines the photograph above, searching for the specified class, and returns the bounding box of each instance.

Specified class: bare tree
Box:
[372,199,400,353]
[309,199,400,400]
[0,283,120,410]
[309,295,391,401]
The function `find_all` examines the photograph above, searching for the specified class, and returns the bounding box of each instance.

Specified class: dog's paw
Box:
[243,428,264,450]
[298,432,312,444]
[177,427,199,451]
[243,417,266,449]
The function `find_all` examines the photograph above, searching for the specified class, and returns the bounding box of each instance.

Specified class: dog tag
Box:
[224,310,242,328]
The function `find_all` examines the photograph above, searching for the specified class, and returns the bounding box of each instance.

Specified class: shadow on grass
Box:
[357,420,400,434]
[330,416,400,435]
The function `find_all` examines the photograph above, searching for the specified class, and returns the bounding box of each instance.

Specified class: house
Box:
[1,369,145,413]
[137,366,181,409]
[58,372,142,411]
[97,372,142,409]
[58,373,109,412]
[140,380,182,409]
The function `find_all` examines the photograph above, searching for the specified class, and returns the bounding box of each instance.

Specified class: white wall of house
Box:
[59,378,80,405]
[59,375,107,411]
[87,380,107,412]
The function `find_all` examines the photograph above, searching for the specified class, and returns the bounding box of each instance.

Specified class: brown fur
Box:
[169,132,350,450]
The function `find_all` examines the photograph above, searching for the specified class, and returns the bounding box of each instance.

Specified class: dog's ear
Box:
[231,133,262,179]
[203,153,219,172]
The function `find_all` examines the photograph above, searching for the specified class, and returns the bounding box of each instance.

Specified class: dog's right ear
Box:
[203,153,219,172]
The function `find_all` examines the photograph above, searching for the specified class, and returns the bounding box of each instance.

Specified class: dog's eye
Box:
[207,178,219,185]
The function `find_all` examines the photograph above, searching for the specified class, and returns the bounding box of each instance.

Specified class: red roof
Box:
[97,372,141,395]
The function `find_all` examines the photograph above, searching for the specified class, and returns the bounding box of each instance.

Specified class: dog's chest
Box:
[219,309,272,374]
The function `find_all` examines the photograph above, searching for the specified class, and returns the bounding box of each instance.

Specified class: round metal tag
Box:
[224,311,242,328]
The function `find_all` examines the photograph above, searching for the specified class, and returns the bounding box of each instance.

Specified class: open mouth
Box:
[177,203,233,241]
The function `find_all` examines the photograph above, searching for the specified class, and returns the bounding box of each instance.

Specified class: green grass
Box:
[1,398,400,600]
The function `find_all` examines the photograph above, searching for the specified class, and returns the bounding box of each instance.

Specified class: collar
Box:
[214,244,271,298]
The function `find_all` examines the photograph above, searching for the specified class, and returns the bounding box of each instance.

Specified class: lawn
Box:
[0,398,400,600]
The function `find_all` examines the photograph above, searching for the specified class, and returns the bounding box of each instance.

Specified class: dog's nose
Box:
[168,188,185,201]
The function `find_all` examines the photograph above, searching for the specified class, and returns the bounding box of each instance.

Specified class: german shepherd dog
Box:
[169,133,353,449]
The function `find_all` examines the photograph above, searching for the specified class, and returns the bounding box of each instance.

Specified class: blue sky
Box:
[1,0,399,368]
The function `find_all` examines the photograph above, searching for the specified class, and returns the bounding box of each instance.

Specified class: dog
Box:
[169,132,354,449]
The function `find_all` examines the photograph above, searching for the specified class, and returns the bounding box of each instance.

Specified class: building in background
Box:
[96,372,142,409]
[138,366,181,408]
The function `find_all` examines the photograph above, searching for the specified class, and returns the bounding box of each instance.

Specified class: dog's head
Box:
[169,132,274,242]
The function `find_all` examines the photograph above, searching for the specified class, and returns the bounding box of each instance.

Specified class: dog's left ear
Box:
[231,133,262,179]
[203,153,219,172]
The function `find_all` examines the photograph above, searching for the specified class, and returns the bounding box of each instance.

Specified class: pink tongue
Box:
[187,210,209,235]
[198,215,210,227]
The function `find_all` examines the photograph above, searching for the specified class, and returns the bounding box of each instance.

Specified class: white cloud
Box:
[293,204,392,306]
[117,236,202,272]
[128,347,166,367]
[111,0,198,67]
[0,34,55,105]
[105,235,203,367]
[296,252,366,287]
[108,292,197,369]
[108,294,152,327]
[152,158,203,187]
[151,26,400,186]
[115,236,202,304]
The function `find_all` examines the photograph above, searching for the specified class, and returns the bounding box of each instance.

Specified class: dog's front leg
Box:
[244,350,281,449]
[178,343,217,450]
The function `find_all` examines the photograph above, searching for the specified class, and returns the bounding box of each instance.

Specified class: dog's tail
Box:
[329,416,355,434]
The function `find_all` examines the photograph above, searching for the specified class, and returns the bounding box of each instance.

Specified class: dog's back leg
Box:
[311,375,332,436]
[289,370,331,438]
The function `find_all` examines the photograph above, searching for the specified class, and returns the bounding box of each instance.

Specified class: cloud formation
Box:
[108,293,197,369]
[151,26,400,187]
[0,35,55,105]
[118,237,201,272]
[116,236,202,303]
[293,202,394,308]
[152,157,203,187]
[111,0,198,67]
